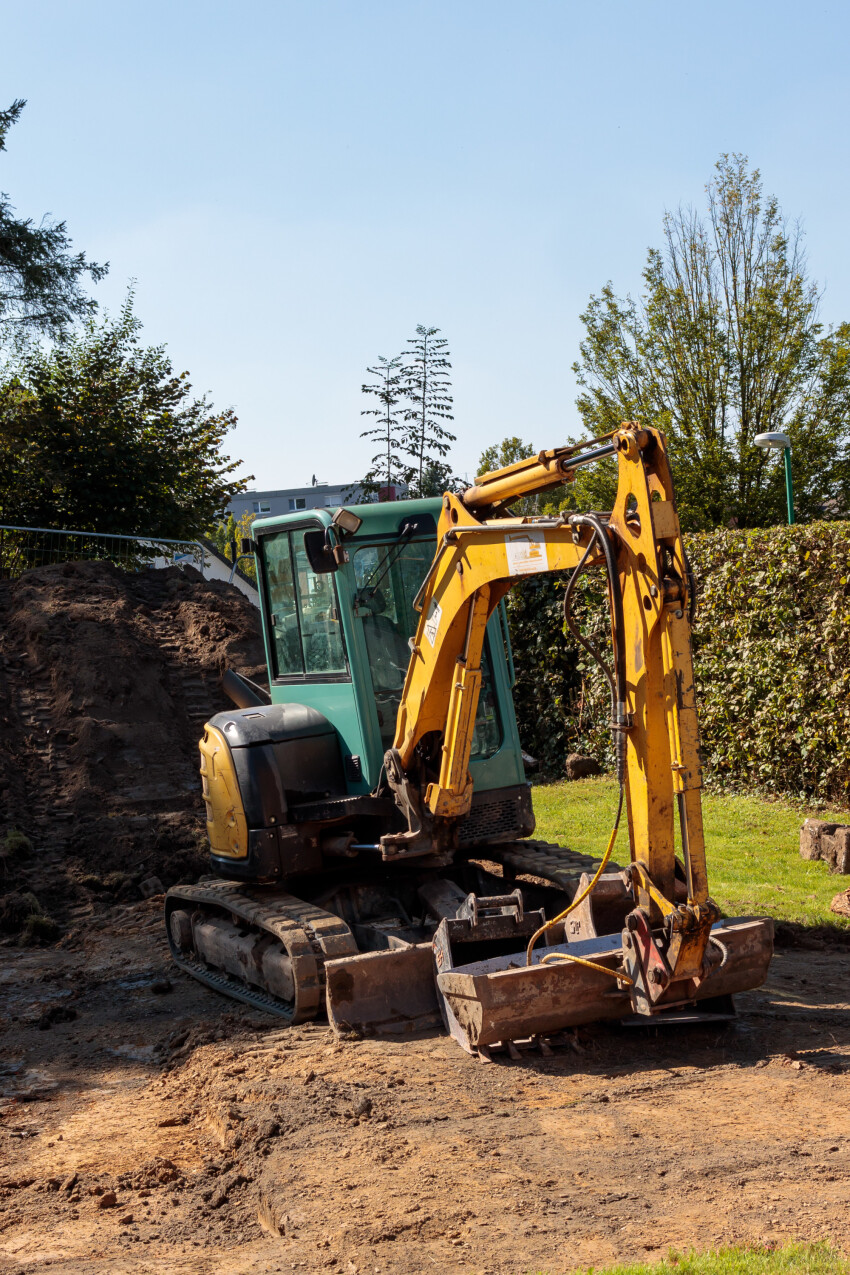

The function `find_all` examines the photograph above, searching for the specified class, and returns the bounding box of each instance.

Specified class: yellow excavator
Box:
[165,424,773,1056]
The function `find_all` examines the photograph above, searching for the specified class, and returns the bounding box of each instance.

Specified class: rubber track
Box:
[166,882,358,1023]
[486,838,623,894]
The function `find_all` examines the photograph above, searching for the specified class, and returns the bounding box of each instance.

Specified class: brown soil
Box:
[0,562,266,934]
[1,902,849,1275]
[1,563,849,1272]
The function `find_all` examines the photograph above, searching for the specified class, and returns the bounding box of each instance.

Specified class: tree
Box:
[0,100,107,341]
[572,155,850,529]
[358,355,408,499]
[208,508,257,580]
[400,325,456,498]
[0,292,249,537]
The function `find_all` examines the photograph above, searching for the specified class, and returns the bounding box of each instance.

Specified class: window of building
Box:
[252,500,271,514]
[288,497,306,511]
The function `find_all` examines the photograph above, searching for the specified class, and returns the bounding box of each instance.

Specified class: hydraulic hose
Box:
[524,780,631,985]
[566,513,629,785]
[523,511,632,978]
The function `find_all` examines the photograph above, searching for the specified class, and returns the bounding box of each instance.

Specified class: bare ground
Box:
[1,903,848,1275]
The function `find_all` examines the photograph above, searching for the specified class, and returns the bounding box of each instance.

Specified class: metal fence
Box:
[0,524,206,581]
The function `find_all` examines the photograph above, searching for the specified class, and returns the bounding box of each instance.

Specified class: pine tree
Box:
[358,355,407,499]
[400,325,456,497]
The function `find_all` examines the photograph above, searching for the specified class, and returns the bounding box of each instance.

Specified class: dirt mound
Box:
[0,560,266,934]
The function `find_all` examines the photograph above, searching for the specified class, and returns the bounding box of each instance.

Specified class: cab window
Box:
[292,533,347,675]
[353,540,502,757]
[263,530,348,679]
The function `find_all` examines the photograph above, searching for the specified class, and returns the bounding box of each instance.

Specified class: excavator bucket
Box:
[435,917,774,1054]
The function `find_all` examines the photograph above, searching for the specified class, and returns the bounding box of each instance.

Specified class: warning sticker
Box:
[424,599,442,647]
[505,532,548,576]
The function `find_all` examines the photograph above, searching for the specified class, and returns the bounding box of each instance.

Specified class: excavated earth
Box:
[1,563,849,1273]
[0,560,267,936]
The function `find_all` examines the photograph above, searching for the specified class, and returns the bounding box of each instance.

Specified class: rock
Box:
[801,821,850,872]
[139,876,165,899]
[800,819,830,860]
[822,826,850,874]
[353,1096,372,1118]
[565,753,602,781]
[150,978,173,995]
[97,1191,118,1209]
[209,1184,229,1209]
[61,1172,78,1193]
[254,1119,280,1143]
[830,889,850,919]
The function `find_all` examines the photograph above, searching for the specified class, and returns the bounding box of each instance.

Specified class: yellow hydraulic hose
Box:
[525,787,633,987]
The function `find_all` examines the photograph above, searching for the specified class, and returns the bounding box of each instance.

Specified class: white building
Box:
[226,479,407,522]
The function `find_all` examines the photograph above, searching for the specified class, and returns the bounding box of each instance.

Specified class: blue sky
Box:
[2,1,849,490]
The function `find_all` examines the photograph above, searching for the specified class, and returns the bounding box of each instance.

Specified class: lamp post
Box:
[754,431,795,525]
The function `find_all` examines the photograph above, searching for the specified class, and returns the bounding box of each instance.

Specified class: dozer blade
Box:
[325,945,442,1036]
[436,917,774,1053]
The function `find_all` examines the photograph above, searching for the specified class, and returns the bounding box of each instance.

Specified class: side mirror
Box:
[304,528,339,574]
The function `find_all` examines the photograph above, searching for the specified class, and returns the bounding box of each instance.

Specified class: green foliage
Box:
[688,523,850,800]
[0,291,249,539]
[509,521,850,804]
[533,775,850,929]
[0,100,107,339]
[532,1240,849,1275]
[208,509,257,581]
[572,155,850,530]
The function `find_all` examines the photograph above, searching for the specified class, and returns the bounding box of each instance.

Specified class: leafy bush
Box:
[508,521,850,803]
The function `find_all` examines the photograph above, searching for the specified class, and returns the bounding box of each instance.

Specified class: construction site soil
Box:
[1,564,849,1273]
[0,561,267,937]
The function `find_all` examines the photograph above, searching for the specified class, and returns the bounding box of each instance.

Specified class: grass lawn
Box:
[532,777,850,930]
[535,1242,849,1275]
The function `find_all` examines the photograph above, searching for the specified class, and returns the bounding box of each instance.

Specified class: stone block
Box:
[799,819,833,861]
[565,753,602,781]
[822,826,850,875]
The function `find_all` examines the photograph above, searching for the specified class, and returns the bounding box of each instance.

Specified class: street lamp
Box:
[754,431,795,525]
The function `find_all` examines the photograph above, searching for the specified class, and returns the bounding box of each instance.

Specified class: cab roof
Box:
[251,496,443,541]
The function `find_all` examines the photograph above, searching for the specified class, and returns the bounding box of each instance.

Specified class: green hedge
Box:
[508,521,850,804]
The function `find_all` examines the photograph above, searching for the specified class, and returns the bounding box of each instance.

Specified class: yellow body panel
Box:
[199,724,249,859]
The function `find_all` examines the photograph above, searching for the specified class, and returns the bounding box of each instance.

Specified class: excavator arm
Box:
[382,424,724,1015]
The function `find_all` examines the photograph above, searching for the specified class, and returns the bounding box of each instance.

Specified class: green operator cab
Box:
[200,498,534,886]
